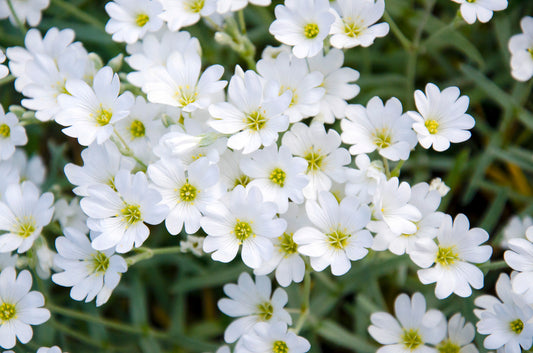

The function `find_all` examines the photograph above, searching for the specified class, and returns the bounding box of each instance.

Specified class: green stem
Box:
[383,10,411,51]
[391,160,405,178]
[238,10,247,34]
[479,260,507,272]
[6,0,27,34]
[51,0,106,31]
[112,129,148,171]
[382,157,391,179]
[0,75,15,86]
[294,268,311,334]
[126,246,182,266]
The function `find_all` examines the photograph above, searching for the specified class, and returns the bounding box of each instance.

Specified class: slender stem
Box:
[383,10,411,51]
[422,12,462,47]
[382,157,391,179]
[479,260,507,272]
[50,320,107,348]
[294,268,311,334]
[238,10,247,34]
[51,0,106,31]
[126,246,182,266]
[391,160,405,178]
[6,0,27,34]
[112,128,148,170]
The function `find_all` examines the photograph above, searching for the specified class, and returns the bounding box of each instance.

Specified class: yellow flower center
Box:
[186,0,205,13]
[425,119,439,134]
[269,168,286,187]
[234,220,254,243]
[176,85,198,107]
[279,232,298,255]
[257,301,273,321]
[92,251,110,273]
[304,148,324,173]
[0,303,16,323]
[343,20,361,37]
[279,86,298,107]
[273,340,289,353]
[401,328,423,350]
[304,23,320,39]
[373,129,392,149]
[436,246,459,266]
[437,340,461,353]
[121,203,142,226]
[15,216,36,238]
[0,124,11,138]
[94,105,112,126]
[179,181,197,202]
[245,110,267,131]
[326,229,350,249]
[233,175,251,188]
[510,319,524,334]
[129,120,146,138]
[135,13,150,27]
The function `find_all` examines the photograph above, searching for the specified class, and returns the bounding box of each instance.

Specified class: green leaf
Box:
[315,320,378,353]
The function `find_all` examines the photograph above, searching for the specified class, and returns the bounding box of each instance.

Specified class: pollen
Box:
[176,85,199,107]
[179,181,197,202]
[400,328,423,350]
[0,302,16,323]
[121,203,142,226]
[15,216,36,238]
[92,251,110,273]
[0,124,10,138]
[304,148,324,173]
[272,340,289,353]
[372,129,392,149]
[234,220,254,242]
[129,120,146,138]
[94,105,113,126]
[257,301,274,321]
[436,246,459,266]
[186,0,205,13]
[343,20,361,38]
[135,13,150,27]
[269,168,286,187]
[326,228,350,249]
[437,339,461,353]
[245,110,267,131]
[425,119,439,134]
[304,23,320,39]
[278,232,298,255]
[510,318,524,334]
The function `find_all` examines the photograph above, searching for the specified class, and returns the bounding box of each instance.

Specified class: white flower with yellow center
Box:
[0,181,54,254]
[241,322,311,353]
[52,228,127,306]
[435,313,478,353]
[143,50,226,112]
[147,157,221,235]
[0,267,50,349]
[105,0,163,44]
[329,0,389,49]
[56,66,135,146]
[451,0,507,25]
[201,186,287,269]
[217,272,292,344]
[0,0,49,27]
[341,97,417,161]
[368,292,446,353]
[408,83,475,152]
[209,68,290,154]
[240,144,309,213]
[218,149,254,192]
[293,192,372,276]
[269,0,335,58]
[281,122,350,200]
[509,16,533,82]
[80,170,168,253]
[159,0,216,31]
[0,105,27,161]
[410,213,492,299]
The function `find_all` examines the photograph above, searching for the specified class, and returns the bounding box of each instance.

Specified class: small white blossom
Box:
[105,0,164,44]
[241,322,310,353]
[0,105,27,161]
[0,0,49,27]
[436,313,478,353]
[429,177,451,197]
[509,16,533,82]
[451,0,507,25]
[158,0,216,31]
[0,50,8,79]
[500,215,532,249]
[217,0,270,14]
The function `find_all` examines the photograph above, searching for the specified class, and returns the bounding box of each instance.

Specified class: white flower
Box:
[429,177,450,197]
[0,181,54,254]
[500,215,532,249]
[52,228,127,306]
[344,154,386,204]
[37,347,64,353]
[201,186,287,269]
[147,157,221,235]
[241,322,311,353]
[240,144,309,213]
[0,50,8,79]
[217,272,292,344]
[509,16,533,82]
[436,313,478,353]
[254,203,309,287]
[11,150,46,188]
[64,141,136,197]
[0,267,50,349]
[451,0,507,25]
[158,0,216,31]
[80,170,168,253]
[329,0,389,49]
[53,198,88,233]
[256,52,325,123]
[217,0,270,14]
[180,235,205,257]
[475,273,533,353]
[368,177,422,235]
[0,105,27,160]
[503,229,533,297]
[341,97,417,161]
[307,49,360,124]
[209,68,290,154]
[105,0,163,44]
[218,149,254,191]
[294,192,372,276]
[34,241,56,279]
[143,50,226,112]
[368,292,446,353]
[56,66,135,146]
[281,122,350,200]
[0,0,49,27]
[410,213,492,299]
[408,83,475,152]
[269,0,335,58]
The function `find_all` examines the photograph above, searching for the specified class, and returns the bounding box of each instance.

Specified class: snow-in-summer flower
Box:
[329,0,389,49]
[269,0,335,58]
[408,83,475,152]
[344,154,385,203]
[436,313,478,353]
[410,213,492,299]
[52,228,127,306]
[241,322,311,353]
[105,0,164,44]
[56,66,135,146]
[0,267,51,349]
[158,0,216,31]
[0,0,49,27]
[217,272,292,344]
[0,50,8,79]
[0,181,54,254]
[0,105,27,161]
[217,0,270,14]
[509,16,533,82]
[503,229,533,297]
[341,96,417,161]
[36,347,64,353]
[294,191,372,276]
[451,0,508,25]
[501,215,532,249]
[368,292,446,353]
[202,186,287,269]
